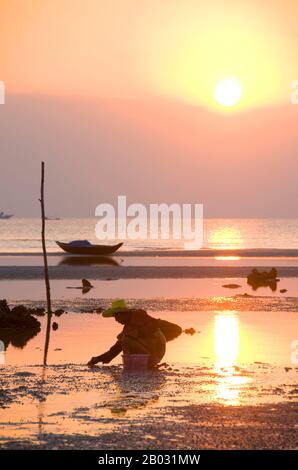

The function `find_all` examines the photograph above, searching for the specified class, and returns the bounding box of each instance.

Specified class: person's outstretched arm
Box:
[87,340,122,366]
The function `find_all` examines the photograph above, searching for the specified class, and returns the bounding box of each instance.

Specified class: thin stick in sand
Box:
[39,161,52,366]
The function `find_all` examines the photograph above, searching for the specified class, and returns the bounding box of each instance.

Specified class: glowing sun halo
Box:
[214,78,242,107]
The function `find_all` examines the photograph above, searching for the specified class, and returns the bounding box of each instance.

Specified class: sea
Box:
[0,218,298,253]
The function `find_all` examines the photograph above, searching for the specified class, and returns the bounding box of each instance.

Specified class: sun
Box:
[214,78,242,107]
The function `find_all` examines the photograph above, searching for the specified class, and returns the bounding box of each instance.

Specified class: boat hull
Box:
[56,241,123,255]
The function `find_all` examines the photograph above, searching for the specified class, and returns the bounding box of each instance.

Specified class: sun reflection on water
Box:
[214,312,250,405]
[208,226,244,249]
[214,313,239,368]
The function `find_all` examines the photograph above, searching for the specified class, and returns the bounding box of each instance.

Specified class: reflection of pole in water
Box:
[0,340,5,365]
[39,161,52,366]
[37,367,47,437]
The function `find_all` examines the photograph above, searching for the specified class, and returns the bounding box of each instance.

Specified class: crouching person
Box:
[87,299,182,369]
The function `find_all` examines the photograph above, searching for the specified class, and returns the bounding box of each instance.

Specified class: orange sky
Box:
[0,1,298,217]
[1,0,298,109]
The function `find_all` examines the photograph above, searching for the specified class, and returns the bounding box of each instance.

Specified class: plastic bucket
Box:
[122,354,149,371]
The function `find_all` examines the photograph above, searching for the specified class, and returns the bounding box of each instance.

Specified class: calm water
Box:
[2,310,297,367]
[1,217,297,435]
[1,218,298,376]
[0,218,298,253]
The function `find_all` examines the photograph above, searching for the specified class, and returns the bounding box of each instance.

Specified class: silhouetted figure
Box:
[88,300,182,369]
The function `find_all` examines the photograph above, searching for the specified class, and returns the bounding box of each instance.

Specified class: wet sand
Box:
[1,265,298,280]
[1,249,298,280]
[1,364,297,450]
[4,293,298,317]
[2,272,298,304]
[1,305,297,450]
[1,252,297,450]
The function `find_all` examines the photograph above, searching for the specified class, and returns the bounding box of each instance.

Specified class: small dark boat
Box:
[0,212,13,220]
[56,240,123,255]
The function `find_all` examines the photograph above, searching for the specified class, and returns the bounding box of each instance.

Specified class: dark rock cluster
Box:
[247,268,279,291]
[0,299,41,329]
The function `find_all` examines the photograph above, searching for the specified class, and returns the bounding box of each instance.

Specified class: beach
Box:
[1,223,298,450]
[1,365,297,450]
[1,220,295,450]
[2,0,298,458]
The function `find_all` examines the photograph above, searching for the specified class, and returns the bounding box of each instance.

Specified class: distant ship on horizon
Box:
[0,211,14,219]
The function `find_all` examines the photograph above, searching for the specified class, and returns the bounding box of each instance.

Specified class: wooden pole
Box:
[39,161,52,365]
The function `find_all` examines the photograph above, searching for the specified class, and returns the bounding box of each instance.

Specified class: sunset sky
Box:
[0,0,297,217]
